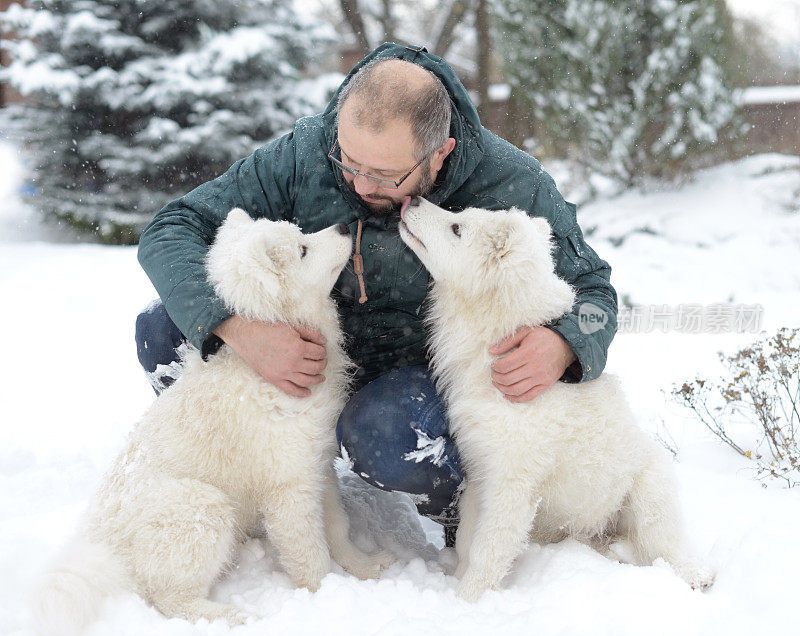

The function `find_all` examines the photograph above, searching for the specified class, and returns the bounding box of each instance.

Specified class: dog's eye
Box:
[451,223,461,237]
[300,245,308,259]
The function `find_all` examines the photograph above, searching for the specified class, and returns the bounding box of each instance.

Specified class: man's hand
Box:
[214,315,327,397]
[489,326,577,403]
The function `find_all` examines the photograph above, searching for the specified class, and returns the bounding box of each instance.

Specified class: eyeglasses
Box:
[328,139,426,189]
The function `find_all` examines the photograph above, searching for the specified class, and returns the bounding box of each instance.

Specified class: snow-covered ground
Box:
[1,141,799,635]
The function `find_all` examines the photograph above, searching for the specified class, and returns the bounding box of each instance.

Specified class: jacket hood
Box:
[322,43,485,207]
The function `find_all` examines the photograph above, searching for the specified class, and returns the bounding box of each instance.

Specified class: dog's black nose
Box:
[334,222,350,235]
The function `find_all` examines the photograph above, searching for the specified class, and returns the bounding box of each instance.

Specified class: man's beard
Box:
[347,159,436,215]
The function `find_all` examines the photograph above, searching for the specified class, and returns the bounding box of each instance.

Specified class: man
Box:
[136,43,617,542]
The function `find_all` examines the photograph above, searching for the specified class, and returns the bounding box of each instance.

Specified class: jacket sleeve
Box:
[137,132,298,349]
[530,177,618,383]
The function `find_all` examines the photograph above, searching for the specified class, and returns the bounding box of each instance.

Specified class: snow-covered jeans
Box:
[135,300,464,525]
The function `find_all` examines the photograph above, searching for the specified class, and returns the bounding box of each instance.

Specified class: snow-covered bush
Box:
[0,0,333,243]
[491,0,744,184]
[673,329,800,487]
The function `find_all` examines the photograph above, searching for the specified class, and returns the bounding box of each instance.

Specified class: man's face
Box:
[336,107,440,215]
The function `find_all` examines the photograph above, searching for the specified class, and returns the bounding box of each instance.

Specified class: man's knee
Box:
[337,366,445,463]
[135,300,186,393]
[336,366,462,521]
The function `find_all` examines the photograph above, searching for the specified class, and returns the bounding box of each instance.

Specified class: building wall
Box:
[484,90,800,158]
[742,102,800,156]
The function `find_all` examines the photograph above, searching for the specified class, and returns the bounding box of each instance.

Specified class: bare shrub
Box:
[672,328,800,487]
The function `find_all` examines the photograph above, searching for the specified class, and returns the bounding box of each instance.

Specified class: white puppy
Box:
[33,209,392,634]
[398,197,713,602]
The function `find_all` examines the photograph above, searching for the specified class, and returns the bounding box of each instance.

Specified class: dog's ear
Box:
[246,239,282,301]
[256,260,282,299]
[521,215,557,259]
[225,207,253,227]
[487,221,515,261]
[267,243,293,269]
[527,216,553,239]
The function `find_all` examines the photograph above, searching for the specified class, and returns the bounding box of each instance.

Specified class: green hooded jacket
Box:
[138,43,618,389]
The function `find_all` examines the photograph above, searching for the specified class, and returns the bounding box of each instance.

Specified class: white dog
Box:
[398,196,713,602]
[33,209,392,634]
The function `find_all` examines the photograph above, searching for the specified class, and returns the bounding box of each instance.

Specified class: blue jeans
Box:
[135,301,464,524]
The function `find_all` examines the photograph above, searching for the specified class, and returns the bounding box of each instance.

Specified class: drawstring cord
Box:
[353,219,368,304]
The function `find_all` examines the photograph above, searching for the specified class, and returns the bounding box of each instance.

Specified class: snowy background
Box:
[2,136,799,634]
[726,0,800,48]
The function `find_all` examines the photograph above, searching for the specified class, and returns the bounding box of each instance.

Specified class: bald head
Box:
[336,58,452,160]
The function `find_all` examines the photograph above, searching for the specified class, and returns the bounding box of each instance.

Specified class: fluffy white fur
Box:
[398,197,714,602]
[32,209,392,634]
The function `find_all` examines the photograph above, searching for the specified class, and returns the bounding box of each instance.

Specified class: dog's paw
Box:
[679,561,716,591]
[297,574,325,593]
[658,557,716,591]
[372,550,396,571]
[289,559,329,592]
[340,550,395,580]
[456,575,490,603]
[225,607,253,627]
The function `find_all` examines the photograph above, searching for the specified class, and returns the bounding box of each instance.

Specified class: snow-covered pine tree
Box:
[491,0,743,183]
[0,0,333,243]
